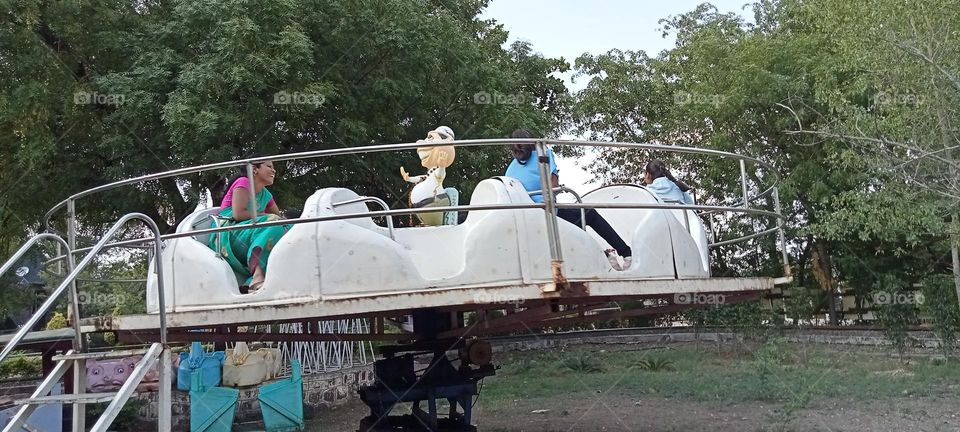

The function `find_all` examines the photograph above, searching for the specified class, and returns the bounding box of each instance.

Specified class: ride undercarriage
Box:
[0,139,790,432]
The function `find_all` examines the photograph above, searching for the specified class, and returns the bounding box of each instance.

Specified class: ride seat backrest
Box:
[177,207,223,245]
[302,188,384,234]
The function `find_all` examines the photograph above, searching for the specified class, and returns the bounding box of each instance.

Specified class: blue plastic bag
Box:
[177,342,225,391]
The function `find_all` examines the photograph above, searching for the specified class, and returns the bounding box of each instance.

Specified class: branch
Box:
[787,129,960,168]
[889,38,960,93]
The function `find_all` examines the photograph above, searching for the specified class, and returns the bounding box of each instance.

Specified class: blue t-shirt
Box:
[505,149,558,203]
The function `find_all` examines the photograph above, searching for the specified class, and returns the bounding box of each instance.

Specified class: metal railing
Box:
[529,185,587,229]
[0,213,171,432]
[34,138,789,281]
[0,213,168,362]
[332,196,396,240]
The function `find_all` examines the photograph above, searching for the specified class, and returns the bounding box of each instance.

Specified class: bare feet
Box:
[247,265,266,294]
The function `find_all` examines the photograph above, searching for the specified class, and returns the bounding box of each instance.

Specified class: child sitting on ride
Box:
[504,129,633,271]
[643,159,694,205]
[400,126,459,226]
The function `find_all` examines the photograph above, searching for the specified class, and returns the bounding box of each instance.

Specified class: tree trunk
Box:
[810,240,838,325]
[952,213,960,315]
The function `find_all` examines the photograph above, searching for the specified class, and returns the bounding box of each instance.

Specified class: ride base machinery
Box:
[0,138,791,432]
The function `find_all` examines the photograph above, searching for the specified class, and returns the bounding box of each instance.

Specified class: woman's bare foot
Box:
[248,266,266,294]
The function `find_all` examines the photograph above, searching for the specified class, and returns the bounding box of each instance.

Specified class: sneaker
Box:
[605,249,624,271]
[621,257,632,271]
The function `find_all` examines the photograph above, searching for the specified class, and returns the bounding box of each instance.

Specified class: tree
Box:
[0,0,570,316]
[571,0,955,326]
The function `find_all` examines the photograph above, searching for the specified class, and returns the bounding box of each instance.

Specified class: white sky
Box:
[481,0,752,194]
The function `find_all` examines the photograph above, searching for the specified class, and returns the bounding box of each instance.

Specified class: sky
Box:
[480,0,752,194]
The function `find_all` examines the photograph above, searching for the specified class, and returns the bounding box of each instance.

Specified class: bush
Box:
[636,357,674,372]
[921,274,960,359]
[0,352,42,379]
[45,311,68,330]
[559,354,604,373]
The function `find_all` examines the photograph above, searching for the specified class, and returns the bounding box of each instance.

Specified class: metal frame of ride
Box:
[0,138,791,432]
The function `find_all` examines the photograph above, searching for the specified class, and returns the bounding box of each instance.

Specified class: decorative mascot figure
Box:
[400,126,458,226]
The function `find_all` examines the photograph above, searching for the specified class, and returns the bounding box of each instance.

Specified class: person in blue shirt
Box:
[505,129,633,270]
[644,159,694,205]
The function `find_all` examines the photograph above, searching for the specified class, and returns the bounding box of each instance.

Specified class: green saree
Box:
[209,187,290,286]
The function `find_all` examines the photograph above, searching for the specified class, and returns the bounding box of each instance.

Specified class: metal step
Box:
[14,392,117,405]
[51,347,148,362]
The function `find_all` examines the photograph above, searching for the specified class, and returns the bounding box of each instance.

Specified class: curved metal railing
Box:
[36,139,789,277]
[0,214,168,363]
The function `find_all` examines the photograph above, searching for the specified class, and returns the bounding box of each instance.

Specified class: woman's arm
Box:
[266,200,281,215]
[230,187,254,221]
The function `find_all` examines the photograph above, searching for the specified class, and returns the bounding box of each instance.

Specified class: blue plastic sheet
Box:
[258,360,304,431]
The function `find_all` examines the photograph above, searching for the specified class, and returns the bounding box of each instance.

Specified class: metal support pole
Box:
[534,141,565,289]
[157,348,172,431]
[773,187,791,277]
[66,200,83,352]
[246,162,258,225]
[66,200,86,432]
[739,159,749,208]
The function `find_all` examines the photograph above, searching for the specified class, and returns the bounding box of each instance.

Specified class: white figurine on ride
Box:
[400,126,456,226]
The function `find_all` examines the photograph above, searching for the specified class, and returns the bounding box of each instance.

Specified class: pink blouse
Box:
[220,177,276,210]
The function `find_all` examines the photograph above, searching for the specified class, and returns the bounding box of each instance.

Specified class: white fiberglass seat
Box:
[582,185,709,277]
[146,178,708,313]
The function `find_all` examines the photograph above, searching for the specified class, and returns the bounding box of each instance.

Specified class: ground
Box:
[309,340,960,432]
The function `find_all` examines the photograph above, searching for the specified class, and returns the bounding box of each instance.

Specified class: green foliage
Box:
[559,353,604,374]
[872,275,920,361]
[0,352,42,379]
[635,357,674,372]
[920,274,960,359]
[0,0,570,244]
[87,398,148,430]
[44,311,68,330]
[571,0,957,330]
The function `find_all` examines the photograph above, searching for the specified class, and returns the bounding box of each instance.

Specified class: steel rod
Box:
[332,196,396,240]
[44,139,782,229]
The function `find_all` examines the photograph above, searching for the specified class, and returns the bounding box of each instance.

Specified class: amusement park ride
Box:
[0,137,791,431]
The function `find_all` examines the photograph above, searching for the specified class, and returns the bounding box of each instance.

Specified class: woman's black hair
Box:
[227,160,269,187]
[645,159,692,192]
[509,129,536,164]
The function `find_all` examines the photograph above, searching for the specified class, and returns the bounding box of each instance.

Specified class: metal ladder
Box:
[0,213,172,432]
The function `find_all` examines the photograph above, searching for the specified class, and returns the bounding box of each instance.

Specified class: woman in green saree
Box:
[210,161,290,293]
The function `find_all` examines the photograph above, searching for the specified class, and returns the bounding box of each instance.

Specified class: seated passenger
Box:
[505,129,633,271]
[209,160,290,293]
[643,159,694,205]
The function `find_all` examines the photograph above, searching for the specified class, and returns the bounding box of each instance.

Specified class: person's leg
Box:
[581,209,632,257]
[243,219,290,293]
[556,208,582,226]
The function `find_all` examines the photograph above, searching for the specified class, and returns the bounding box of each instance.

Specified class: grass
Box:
[479,343,960,410]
